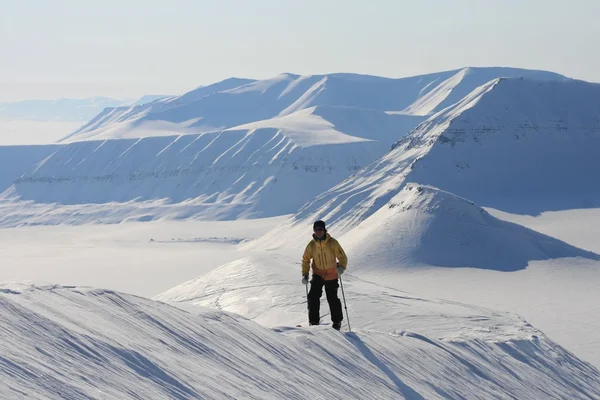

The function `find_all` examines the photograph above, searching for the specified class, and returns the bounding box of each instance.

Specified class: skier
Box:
[301,220,348,330]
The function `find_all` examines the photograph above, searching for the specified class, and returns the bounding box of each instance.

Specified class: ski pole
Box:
[339,275,351,332]
[305,283,309,323]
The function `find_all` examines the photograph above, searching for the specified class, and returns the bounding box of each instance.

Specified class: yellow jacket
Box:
[302,233,348,281]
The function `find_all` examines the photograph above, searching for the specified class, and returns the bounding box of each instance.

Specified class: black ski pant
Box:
[308,275,343,325]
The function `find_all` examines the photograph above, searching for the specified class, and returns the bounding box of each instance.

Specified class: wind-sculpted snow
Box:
[1,282,598,399]
[154,256,600,399]
[155,255,537,340]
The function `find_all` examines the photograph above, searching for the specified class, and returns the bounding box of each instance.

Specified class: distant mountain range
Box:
[248,76,600,252]
[2,66,598,230]
[63,67,566,142]
[0,95,169,122]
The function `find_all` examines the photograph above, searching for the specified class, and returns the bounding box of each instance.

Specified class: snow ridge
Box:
[1,283,599,399]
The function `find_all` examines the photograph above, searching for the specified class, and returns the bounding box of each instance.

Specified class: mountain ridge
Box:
[246,76,600,250]
[64,67,569,143]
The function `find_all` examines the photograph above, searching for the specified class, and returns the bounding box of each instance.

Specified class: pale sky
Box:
[2,0,599,101]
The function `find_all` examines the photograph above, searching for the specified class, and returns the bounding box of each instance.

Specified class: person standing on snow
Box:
[301,220,348,330]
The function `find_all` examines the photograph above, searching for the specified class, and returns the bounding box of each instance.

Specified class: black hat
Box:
[313,220,326,230]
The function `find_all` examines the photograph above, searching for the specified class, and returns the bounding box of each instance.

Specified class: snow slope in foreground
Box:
[154,255,600,399]
[156,255,536,340]
[2,283,598,400]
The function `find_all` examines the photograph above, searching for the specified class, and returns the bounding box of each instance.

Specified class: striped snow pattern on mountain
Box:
[0,125,388,224]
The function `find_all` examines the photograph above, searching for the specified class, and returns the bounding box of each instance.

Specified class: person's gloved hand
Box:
[302,275,309,285]
[336,265,345,276]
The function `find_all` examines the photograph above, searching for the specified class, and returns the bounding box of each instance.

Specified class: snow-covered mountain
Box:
[0,95,168,122]
[64,67,566,143]
[2,281,599,399]
[59,78,255,142]
[340,184,600,272]
[0,67,579,227]
[0,145,57,193]
[248,77,600,251]
[0,123,388,223]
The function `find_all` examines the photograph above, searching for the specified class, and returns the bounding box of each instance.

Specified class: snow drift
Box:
[2,280,597,399]
[155,254,541,339]
[154,256,600,399]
